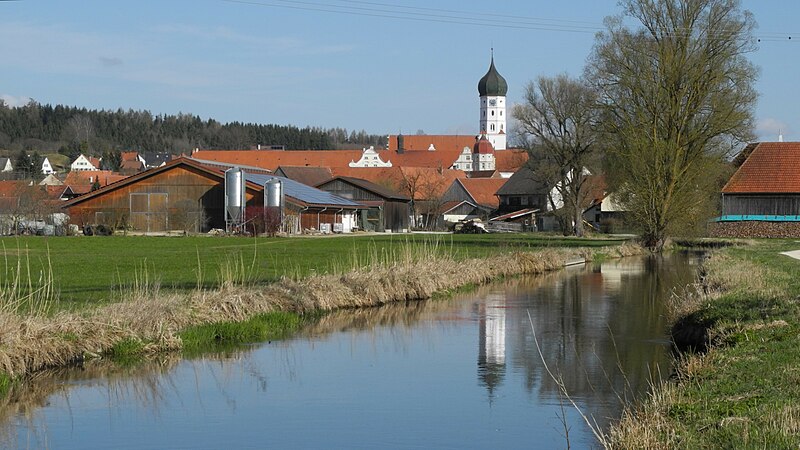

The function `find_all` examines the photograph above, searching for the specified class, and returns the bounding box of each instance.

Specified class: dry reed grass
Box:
[0,243,634,380]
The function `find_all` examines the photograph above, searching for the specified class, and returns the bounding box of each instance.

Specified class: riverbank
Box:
[0,238,644,381]
[609,239,800,448]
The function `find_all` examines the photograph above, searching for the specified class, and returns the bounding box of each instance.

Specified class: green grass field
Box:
[0,233,626,307]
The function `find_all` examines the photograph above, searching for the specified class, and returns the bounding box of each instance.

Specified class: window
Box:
[491,111,495,116]
[490,124,495,131]
[500,111,503,116]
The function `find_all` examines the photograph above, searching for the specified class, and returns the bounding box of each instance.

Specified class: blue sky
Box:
[1,1,797,141]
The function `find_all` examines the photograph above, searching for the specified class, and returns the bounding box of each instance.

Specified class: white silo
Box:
[224,167,246,232]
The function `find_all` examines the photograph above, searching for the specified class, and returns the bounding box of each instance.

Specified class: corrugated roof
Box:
[321,176,410,201]
[722,142,800,193]
[244,173,362,208]
[275,165,333,186]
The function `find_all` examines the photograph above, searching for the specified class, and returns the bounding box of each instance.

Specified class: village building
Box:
[441,177,507,224]
[274,166,333,186]
[316,176,410,232]
[119,151,147,175]
[712,141,800,237]
[41,157,55,175]
[70,154,101,171]
[64,157,362,234]
[0,158,12,173]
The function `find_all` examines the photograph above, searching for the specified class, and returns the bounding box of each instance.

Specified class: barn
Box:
[713,142,800,237]
[315,176,411,232]
[64,157,362,234]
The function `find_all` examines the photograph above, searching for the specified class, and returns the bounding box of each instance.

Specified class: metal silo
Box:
[265,178,284,230]
[265,178,283,208]
[224,167,246,232]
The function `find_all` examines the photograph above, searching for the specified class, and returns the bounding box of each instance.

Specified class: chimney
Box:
[779,130,784,142]
[257,144,261,150]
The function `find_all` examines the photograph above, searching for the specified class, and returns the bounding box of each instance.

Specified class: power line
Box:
[221,0,796,42]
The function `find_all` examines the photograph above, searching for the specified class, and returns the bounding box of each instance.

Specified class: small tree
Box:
[513,74,602,237]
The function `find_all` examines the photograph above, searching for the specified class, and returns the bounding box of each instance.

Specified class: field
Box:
[0,233,626,308]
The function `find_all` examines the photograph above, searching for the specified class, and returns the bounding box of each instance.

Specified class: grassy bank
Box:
[0,235,643,379]
[609,239,800,448]
[0,234,626,308]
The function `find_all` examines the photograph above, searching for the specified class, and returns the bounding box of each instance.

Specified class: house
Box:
[64,157,363,234]
[62,170,128,199]
[0,180,67,235]
[0,158,12,173]
[583,192,625,233]
[119,152,146,175]
[316,176,410,232]
[41,157,55,175]
[440,178,507,224]
[712,141,800,237]
[70,154,101,171]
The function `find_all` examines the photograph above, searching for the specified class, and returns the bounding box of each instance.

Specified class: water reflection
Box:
[4,254,699,449]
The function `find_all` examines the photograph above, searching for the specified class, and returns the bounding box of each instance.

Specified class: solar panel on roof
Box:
[244,173,362,207]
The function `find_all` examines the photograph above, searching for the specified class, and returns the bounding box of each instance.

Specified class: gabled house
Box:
[713,141,800,237]
[70,154,101,171]
[441,178,507,224]
[0,158,13,173]
[41,157,55,175]
[119,152,146,175]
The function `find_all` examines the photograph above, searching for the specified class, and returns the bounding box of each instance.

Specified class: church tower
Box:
[478,52,508,150]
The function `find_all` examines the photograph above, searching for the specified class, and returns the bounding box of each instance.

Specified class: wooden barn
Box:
[316,176,411,232]
[713,142,800,237]
[64,157,362,234]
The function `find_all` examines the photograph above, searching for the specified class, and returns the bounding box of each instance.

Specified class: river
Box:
[7,253,699,449]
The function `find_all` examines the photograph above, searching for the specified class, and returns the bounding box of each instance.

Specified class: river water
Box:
[7,254,699,449]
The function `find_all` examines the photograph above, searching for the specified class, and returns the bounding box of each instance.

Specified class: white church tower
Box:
[478,52,508,150]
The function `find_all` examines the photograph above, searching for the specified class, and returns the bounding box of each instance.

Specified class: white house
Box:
[0,158,12,172]
[70,154,101,171]
[41,157,55,174]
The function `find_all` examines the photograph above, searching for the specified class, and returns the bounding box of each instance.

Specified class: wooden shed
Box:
[316,176,411,232]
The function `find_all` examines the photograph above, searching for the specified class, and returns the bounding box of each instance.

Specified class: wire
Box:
[222,0,797,42]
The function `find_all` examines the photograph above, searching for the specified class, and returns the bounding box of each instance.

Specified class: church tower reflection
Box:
[477,295,507,402]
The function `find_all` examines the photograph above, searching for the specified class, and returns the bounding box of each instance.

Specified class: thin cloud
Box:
[756,117,791,140]
[99,56,124,67]
[0,94,32,107]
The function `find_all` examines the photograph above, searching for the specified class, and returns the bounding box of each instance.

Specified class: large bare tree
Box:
[588,0,758,250]
[513,74,601,237]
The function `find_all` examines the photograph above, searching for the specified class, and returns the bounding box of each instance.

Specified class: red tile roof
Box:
[121,151,140,162]
[495,149,528,172]
[192,149,363,171]
[64,170,128,187]
[387,135,476,152]
[723,142,800,193]
[457,178,508,208]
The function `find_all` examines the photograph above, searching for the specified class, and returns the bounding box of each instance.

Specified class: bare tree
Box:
[513,74,601,237]
[588,0,757,250]
[64,115,95,145]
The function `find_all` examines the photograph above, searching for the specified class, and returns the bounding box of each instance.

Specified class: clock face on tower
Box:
[488,99,497,106]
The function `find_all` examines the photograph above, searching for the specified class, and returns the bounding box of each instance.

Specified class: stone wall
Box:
[709,221,800,238]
